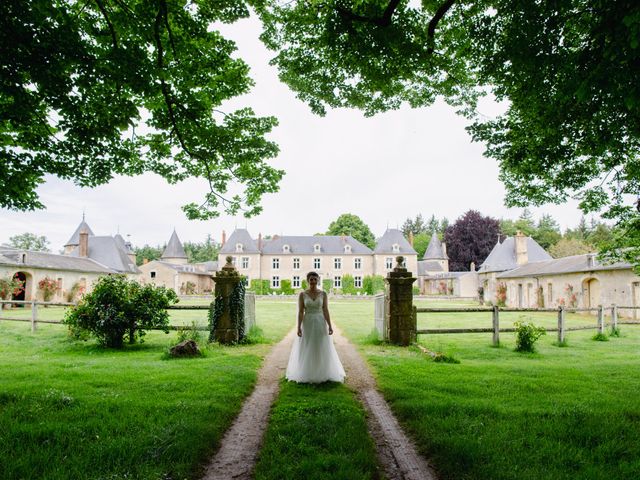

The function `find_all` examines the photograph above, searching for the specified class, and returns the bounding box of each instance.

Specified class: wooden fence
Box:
[415,304,640,346]
[0,295,256,334]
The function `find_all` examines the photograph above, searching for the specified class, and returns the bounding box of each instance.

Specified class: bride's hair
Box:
[306,271,319,281]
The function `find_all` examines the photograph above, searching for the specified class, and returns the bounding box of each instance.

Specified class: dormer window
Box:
[392,243,400,253]
[344,244,352,254]
[313,243,321,253]
[283,244,290,253]
[235,243,243,253]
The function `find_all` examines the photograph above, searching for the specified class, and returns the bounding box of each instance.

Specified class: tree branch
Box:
[427,0,456,54]
[335,0,401,27]
[94,0,118,50]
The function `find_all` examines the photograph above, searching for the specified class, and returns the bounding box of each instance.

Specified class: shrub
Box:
[64,275,178,348]
[362,275,385,295]
[0,275,24,300]
[280,279,294,295]
[249,279,271,295]
[176,321,204,344]
[514,320,546,353]
[301,279,308,290]
[38,276,59,302]
[592,332,609,342]
[342,274,356,295]
[322,279,332,293]
[65,282,85,303]
[496,282,507,307]
[564,284,578,308]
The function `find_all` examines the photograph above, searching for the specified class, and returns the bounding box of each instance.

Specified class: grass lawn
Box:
[254,380,380,480]
[332,298,640,480]
[0,301,290,480]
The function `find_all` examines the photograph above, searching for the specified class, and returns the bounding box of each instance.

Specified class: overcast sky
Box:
[1,14,588,252]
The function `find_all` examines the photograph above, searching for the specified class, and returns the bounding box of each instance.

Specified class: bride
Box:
[285,271,346,383]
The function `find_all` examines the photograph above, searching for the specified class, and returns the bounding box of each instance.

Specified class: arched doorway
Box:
[582,278,600,309]
[11,272,30,305]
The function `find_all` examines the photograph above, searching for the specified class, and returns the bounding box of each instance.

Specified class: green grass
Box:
[0,300,292,480]
[254,380,380,480]
[334,299,640,480]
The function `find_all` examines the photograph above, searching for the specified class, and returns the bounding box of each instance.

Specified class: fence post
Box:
[557,306,565,344]
[611,304,618,331]
[31,300,38,332]
[492,305,500,346]
[597,305,604,335]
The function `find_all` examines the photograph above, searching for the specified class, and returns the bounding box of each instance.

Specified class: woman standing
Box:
[285,271,345,383]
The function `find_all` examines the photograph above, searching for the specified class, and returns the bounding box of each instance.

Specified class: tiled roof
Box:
[162,230,187,259]
[219,229,260,254]
[261,235,372,255]
[0,248,114,274]
[65,220,94,246]
[479,236,551,273]
[70,236,140,274]
[497,254,631,278]
[423,234,447,260]
[374,229,417,254]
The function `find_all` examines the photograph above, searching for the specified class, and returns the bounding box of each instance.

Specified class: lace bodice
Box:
[303,290,324,314]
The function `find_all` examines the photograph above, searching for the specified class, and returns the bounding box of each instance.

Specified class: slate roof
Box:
[70,236,140,274]
[497,254,631,278]
[154,261,212,276]
[219,229,260,254]
[162,230,187,259]
[261,235,372,255]
[0,248,114,274]
[197,261,219,272]
[418,260,444,275]
[374,229,417,254]
[423,234,448,260]
[423,271,474,280]
[114,234,134,254]
[65,220,95,246]
[479,236,551,273]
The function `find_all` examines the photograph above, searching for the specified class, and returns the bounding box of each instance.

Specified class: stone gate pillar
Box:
[211,256,242,344]
[385,256,417,346]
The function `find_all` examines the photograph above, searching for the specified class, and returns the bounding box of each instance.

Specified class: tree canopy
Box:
[7,232,50,252]
[257,0,640,262]
[326,213,376,249]
[1,0,283,219]
[444,210,500,271]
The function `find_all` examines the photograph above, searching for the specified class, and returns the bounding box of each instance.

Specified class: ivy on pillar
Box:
[209,256,244,344]
[385,256,417,346]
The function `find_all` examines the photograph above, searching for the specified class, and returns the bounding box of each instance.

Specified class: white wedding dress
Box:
[285,291,346,383]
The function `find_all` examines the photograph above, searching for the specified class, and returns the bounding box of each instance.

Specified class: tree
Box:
[326,213,376,249]
[401,214,427,236]
[257,0,640,260]
[64,275,177,348]
[549,238,595,258]
[7,232,50,252]
[183,235,220,263]
[444,210,500,271]
[2,0,283,219]
[533,214,561,250]
[413,232,431,259]
[134,245,163,266]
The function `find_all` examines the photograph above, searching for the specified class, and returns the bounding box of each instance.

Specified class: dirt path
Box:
[200,330,294,480]
[201,326,437,480]
[333,328,439,480]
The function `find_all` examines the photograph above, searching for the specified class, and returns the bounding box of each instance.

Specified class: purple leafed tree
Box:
[444,210,500,271]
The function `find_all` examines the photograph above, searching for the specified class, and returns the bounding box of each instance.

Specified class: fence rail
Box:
[414,304,639,346]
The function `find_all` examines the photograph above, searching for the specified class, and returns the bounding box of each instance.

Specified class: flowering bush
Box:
[66,282,86,302]
[495,282,507,307]
[437,281,447,295]
[0,275,25,300]
[38,277,59,302]
[564,284,578,308]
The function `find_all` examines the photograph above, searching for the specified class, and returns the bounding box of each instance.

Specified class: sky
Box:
[1,14,588,252]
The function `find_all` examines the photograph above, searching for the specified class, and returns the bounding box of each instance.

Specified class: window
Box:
[150,271,156,279]
[354,276,362,288]
[314,243,321,253]
[241,257,249,269]
[354,257,362,270]
[334,257,342,270]
[293,276,300,288]
[57,277,63,289]
[392,243,400,253]
[344,244,352,253]
[293,257,300,269]
[235,243,243,253]
[314,258,321,269]
[231,256,236,266]
[272,276,280,288]
[283,244,290,253]
[334,276,342,288]
[547,283,553,305]
[386,257,394,269]
[272,257,280,269]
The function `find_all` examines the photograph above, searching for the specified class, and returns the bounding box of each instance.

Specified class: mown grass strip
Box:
[254,380,380,480]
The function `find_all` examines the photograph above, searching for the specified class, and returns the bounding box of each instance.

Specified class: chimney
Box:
[221,230,226,246]
[587,253,596,269]
[79,229,89,258]
[470,261,476,272]
[143,258,149,265]
[258,233,262,251]
[515,230,528,265]
[408,232,414,246]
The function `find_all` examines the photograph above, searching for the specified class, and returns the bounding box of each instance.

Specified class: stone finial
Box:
[219,255,238,276]
[394,256,407,272]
